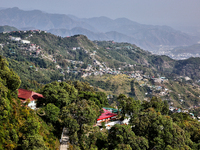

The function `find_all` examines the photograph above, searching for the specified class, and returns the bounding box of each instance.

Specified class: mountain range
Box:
[0,7,199,51]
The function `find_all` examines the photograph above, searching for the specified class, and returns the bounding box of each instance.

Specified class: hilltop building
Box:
[21,40,30,44]
[18,89,43,110]
[97,108,117,123]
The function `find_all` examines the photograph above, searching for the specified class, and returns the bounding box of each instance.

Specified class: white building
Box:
[21,40,30,44]
[11,37,21,41]
[27,101,37,110]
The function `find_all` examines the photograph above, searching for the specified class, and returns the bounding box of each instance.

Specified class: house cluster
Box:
[10,36,30,44]
[72,47,81,50]
[3,29,45,34]
[152,77,168,83]
[81,60,122,77]
[7,35,43,56]
[154,45,200,60]
[105,45,133,51]
[169,106,200,120]
[19,43,42,54]
[67,60,84,64]
[81,68,121,77]
[128,72,144,81]
[171,53,200,60]
[1,29,49,56]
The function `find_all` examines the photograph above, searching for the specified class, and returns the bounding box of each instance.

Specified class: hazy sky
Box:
[1,0,200,28]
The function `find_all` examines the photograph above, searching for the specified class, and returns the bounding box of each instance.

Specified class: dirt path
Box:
[60,128,69,150]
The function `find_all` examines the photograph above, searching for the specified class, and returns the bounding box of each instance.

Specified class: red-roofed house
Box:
[18,89,43,109]
[97,108,117,123]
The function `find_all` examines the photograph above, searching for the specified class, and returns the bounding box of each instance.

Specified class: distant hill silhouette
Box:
[0,25,18,33]
[0,7,198,50]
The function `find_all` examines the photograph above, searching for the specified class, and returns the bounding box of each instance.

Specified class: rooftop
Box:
[18,88,43,101]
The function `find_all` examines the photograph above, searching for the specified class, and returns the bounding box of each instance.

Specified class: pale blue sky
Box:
[1,0,200,28]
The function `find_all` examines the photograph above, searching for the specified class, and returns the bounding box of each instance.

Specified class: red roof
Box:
[18,89,43,101]
[97,108,117,121]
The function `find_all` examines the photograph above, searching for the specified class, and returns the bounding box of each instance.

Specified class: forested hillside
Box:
[1,56,200,149]
[0,56,60,149]
[1,30,200,109]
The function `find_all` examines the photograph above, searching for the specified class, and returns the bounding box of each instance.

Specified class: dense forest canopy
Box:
[0,56,60,149]
[0,56,200,149]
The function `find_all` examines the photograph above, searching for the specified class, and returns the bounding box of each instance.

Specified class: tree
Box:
[44,103,60,124]
[114,144,132,150]
[0,56,21,91]
[171,113,200,148]
[142,97,169,115]
[61,99,100,148]
[38,81,70,108]
[60,82,78,102]
[0,56,58,149]
[73,81,94,92]
[108,124,149,150]
[117,94,141,119]
[78,91,108,108]
[62,100,100,131]
[130,109,192,149]
[22,117,41,136]
[22,134,48,150]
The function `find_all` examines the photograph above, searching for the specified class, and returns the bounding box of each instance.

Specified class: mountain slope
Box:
[0,25,18,32]
[0,56,59,149]
[0,31,199,84]
[172,44,200,55]
[1,31,200,109]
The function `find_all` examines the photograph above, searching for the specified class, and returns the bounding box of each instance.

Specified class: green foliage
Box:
[0,57,59,150]
[130,109,192,149]
[0,56,21,91]
[60,100,100,149]
[108,124,149,150]
[171,113,200,146]
[44,103,60,124]
[142,97,169,115]
[63,99,100,127]
[78,91,108,108]
[37,80,109,148]
[38,81,70,108]
[117,94,141,118]
[22,134,48,150]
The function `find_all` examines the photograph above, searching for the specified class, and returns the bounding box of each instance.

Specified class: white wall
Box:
[28,101,36,109]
